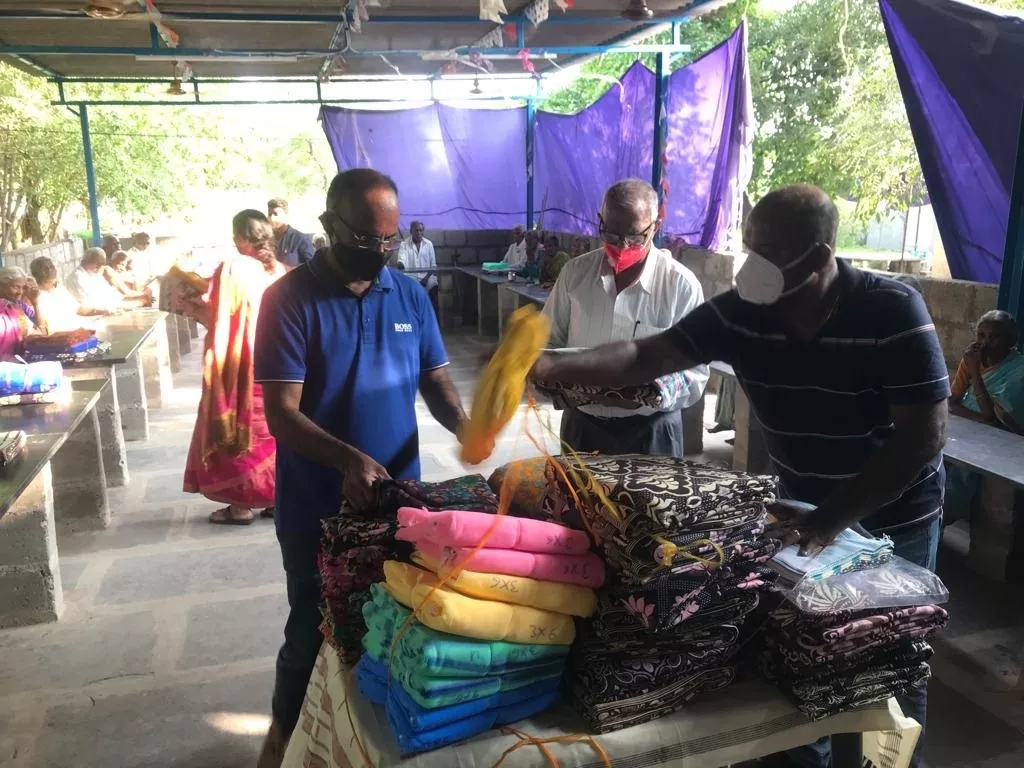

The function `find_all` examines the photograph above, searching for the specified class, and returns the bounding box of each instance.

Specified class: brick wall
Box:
[1,239,84,281]
[676,245,735,300]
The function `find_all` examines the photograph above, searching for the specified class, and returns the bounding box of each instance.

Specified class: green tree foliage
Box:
[544,0,1024,223]
[0,62,333,250]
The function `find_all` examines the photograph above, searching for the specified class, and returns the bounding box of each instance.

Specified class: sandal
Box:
[259,507,275,519]
[208,506,256,526]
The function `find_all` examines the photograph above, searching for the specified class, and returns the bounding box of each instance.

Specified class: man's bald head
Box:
[326,168,398,220]
[602,178,659,223]
[745,184,839,266]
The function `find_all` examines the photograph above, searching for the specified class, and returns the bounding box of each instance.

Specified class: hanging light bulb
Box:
[470,77,483,95]
[621,0,654,20]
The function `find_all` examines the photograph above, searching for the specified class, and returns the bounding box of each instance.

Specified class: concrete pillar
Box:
[67,372,128,487]
[0,464,63,628]
[140,315,174,411]
[165,310,181,373]
[52,408,110,531]
[189,316,200,339]
[480,282,500,337]
[116,353,150,442]
[683,393,704,456]
[176,313,193,356]
[732,387,772,474]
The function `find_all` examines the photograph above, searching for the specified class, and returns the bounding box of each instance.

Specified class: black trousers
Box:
[559,408,684,457]
[271,527,324,735]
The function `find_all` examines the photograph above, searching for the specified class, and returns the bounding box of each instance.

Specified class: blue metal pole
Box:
[79,105,101,247]
[651,51,669,221]
[999,102,1024,317]
[526,99,536,230]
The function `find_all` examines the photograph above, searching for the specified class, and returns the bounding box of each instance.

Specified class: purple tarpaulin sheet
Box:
[881,0,1024,283]
[320,103,527,231]
[320,24,751,248]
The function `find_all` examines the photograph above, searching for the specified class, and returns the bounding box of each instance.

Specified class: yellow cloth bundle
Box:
[411,549,597,617]
[383,560,576,646]
[460,305,550,465]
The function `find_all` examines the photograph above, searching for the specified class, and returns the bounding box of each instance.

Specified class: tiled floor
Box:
[0,327,1021,767]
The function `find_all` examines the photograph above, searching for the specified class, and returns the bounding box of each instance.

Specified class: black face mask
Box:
[332,243,388,282]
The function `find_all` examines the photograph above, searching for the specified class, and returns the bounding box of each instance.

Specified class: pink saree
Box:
[183,255,280,507]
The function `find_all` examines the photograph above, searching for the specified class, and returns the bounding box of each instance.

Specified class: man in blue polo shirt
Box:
[253,169,466,767]
[531,184,947,768]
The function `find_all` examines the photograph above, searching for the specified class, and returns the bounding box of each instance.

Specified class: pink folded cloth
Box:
[396,507,591,554]
[416,540,605,588]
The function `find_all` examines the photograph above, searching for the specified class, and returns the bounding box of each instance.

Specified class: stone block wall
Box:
[0,239,84,281]
[676,245,735,300]
[914,276,998,372]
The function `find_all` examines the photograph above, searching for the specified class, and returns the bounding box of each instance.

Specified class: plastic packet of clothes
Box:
[774,554,949,614]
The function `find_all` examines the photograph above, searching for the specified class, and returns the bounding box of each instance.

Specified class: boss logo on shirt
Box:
[393,322,414,333]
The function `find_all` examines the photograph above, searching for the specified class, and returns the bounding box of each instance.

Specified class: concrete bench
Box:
[943,414,1024,584]
[0,380,109,627]
[62,310,173,486]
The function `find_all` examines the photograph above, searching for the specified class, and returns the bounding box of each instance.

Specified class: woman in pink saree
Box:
[180,209,285,524]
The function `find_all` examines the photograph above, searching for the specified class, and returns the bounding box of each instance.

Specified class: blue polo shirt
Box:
[254,251,449,534]
[275,226,316,267]
[667,259,950,532]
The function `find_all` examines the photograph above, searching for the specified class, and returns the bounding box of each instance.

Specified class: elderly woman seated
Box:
[946,309,1024,522]
[0,266,39,328]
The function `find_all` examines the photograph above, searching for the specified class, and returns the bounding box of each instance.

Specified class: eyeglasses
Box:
[597,214,657,248]
[319,211,402,253]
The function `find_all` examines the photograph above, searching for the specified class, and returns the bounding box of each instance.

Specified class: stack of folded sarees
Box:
[761,587,948,719]
[354,508,600,754]
[317,475,499,663]
[540,454,781,732]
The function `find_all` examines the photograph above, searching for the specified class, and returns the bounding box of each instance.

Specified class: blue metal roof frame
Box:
[0,0,733,88]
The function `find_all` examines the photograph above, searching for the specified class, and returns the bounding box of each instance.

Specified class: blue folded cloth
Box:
[356,653,560,753]
[0,361,63,397]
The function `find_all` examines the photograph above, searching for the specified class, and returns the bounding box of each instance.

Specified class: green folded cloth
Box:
[362,584,568,679]
[481,261,510,272]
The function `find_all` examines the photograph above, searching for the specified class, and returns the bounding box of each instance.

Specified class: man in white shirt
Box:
[397,220,439,312]
[542,178,708,457]
[503,224,528,267]
[65,247,125,312]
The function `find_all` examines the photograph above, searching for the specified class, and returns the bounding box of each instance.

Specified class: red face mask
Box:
[604,242,647,274]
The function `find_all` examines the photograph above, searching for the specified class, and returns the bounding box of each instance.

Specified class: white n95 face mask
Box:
[735,242,824,305]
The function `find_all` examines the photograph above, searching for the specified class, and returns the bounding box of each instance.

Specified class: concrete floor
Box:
[0,328,1022,767]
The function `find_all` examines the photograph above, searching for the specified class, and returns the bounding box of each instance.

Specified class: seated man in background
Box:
[268,197,316,268]
[945,309,1024,524]
[503,224,527,267]
[515,230,542,282]
[66,248,150,314]
[539,234,571,287]
[541,178,707,457]
[104,251,151,301]
[397,220,439,312]
[532,183,947,768]
[30,256,112,333]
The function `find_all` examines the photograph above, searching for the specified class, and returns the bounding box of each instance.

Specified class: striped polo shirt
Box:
[668,259,950,532]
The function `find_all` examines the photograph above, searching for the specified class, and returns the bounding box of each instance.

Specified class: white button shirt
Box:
[397,237,438,290]
[542,247,709,418]
[504,239,528,267]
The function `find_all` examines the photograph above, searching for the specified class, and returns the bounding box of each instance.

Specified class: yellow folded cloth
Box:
[460,305,550,465]
[411,549,597,618]
[383,560,576,645]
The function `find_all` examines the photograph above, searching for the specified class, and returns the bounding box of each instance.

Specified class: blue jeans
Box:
[271,527,324,736]
[785,513,941,768]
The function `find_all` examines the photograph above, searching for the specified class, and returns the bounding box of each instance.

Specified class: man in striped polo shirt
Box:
[532,184,948,768]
